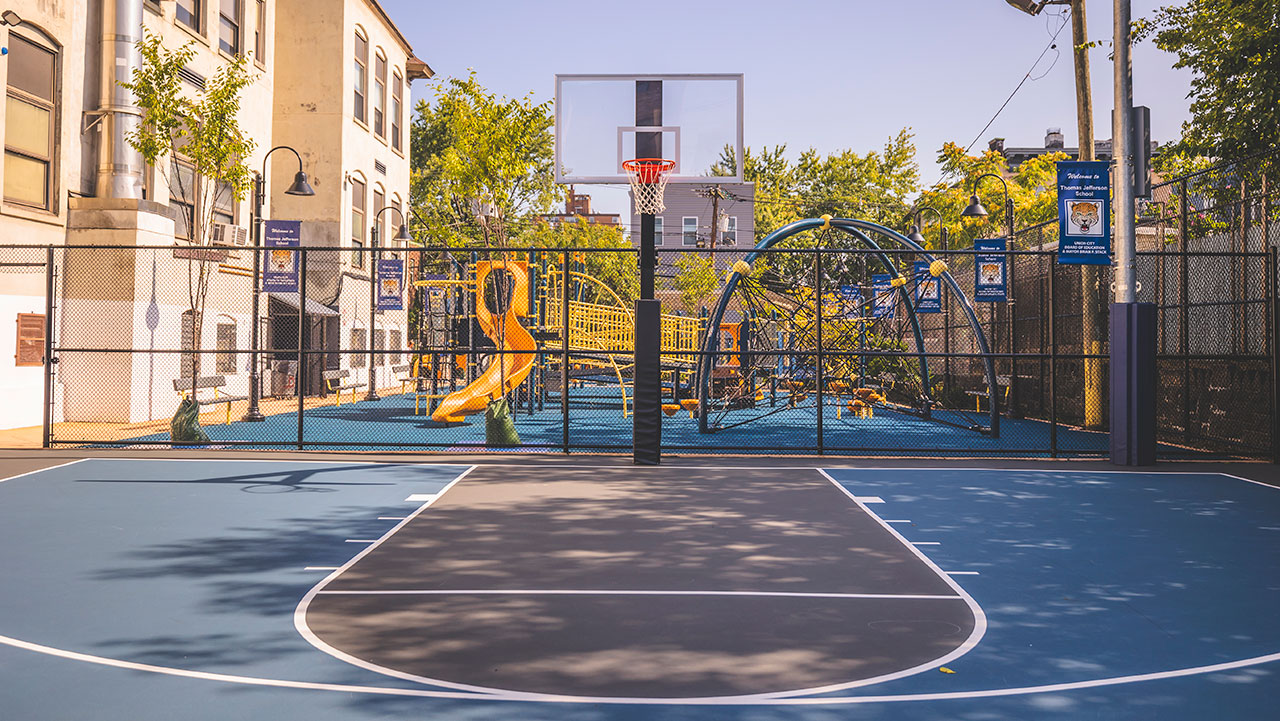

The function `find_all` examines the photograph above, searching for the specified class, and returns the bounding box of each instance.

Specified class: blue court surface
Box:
[1,459,1278,720]
[117,391,1114,455]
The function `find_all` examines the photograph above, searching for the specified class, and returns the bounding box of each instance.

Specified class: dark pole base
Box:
[364,392,382,402]
[633,299,662,465]
[241,409,266,422]
[1110,302,1157,465]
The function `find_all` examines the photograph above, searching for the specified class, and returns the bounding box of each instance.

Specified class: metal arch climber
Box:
[695,216,1000,439]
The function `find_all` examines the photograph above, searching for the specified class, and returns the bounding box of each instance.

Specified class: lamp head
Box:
[285,171,315,196]
[394,223,412,242]
[906,225,926,244]
[1,10,23,26]
[961,194,989,218]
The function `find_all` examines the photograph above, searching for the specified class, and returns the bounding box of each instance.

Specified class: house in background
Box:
[629,182,754,281]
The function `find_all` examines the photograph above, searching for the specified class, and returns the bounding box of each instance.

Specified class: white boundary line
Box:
[2,629,1279,706]
[0,458,88,483]
[315,589,965,601]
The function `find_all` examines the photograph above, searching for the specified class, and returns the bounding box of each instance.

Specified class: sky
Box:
[377,0,1194,218]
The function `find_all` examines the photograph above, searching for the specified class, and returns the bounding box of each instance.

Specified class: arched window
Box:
[373,49,387,137]
[350,173,366,268]
[353,29,368,125]
[391,69,403,152]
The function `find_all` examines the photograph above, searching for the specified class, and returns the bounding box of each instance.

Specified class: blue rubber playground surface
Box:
[2,458,1277,719]
[114,390,1115,455]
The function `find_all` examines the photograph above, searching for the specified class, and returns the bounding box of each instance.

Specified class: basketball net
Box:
[623,158,675,215]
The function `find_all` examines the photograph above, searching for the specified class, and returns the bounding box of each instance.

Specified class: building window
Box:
[4,35,56,211]
[15,313,45,367]
[216,320,236,374]
[219,0,241,55]
[254,0,266,65]
[391,71,403,152]
[349,328,366,367]
[353,31,368,125]
[682,216,699,246]
[351,177,366,268]
[373,187,384,245]
[374,328,386,366]
[181,310,197,378]
[721,216,737,246]
[653,216,664,246]
[212,178,235,227]
[373,52,387,137]
[170,158,197,239]
[176,0,202,33]
[389,329,402,364]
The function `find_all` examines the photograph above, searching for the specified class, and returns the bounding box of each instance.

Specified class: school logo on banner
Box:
[974,238,1007,303]
[1057,160,1111,265]
[262,220,301,293]
[376,258,404,311]
[913,262,941,313]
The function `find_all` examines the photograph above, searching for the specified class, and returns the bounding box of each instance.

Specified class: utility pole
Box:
[1072,0,1105,429]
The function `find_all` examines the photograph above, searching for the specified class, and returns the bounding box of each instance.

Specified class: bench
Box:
[391,362,449,415]
[172,376,247,425]
[966,375,1011,412]
[323,369,362,406]
[392,363,414,395]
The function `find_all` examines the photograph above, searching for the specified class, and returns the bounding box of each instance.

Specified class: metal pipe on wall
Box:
[96,0,146,200]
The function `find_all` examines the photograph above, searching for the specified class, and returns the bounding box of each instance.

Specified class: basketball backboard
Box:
[554,74,744,185]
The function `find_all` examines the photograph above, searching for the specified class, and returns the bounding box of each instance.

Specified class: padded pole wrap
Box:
[633,299,662,465]
[1109,302,1157,465]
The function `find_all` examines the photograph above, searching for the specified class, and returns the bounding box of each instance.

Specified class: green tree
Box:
[522,217,638,303]
[916,142,1069,248]
[122,31,256,393]
[1137,0,1280,161]
[671,254,719,312]
[410,72,559,247]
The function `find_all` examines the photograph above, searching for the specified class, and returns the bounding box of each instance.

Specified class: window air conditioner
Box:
[211,222,249,246]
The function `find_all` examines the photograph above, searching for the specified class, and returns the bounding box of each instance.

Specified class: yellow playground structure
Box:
[416,255,703,423]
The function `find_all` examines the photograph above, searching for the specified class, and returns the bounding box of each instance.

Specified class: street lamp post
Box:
[242,145,315,421]
[365,206,413,402]
[962,173,1018,417]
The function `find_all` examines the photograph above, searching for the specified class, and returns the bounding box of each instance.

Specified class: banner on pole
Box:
[913,261,942,313]
[1056,160,1111,265]
[871,274,894,318]
[974,238,1008,303]
[838,284,863,318]
[262,220,301,293]
[376,258,405,310]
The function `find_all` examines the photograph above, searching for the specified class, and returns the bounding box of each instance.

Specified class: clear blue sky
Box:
[378,0,1192,217]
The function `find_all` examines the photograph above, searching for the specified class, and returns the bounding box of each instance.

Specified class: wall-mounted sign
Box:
[913,262,941,313]
[262,220,301,293]
[1057,160,1111,265]
[974,238,1008,303]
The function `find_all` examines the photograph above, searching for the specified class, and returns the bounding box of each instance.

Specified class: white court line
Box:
[946,571,980,576]
[405,493,437,502]
[852,496,884,504]
[884,519,912,523]
[344,540,377,544]
[911,542,942,546]
[0,458,88,483]
[316,589,964,601]
[304,567,341,571]
[3,628,1280,706]
[377,517,407,521]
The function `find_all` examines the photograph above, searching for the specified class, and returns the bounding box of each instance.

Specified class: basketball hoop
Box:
[622,158,676,215]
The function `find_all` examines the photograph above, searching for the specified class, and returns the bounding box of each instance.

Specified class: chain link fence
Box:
[20,154,1279,457]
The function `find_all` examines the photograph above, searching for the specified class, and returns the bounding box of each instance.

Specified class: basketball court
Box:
[2,453,1278,719]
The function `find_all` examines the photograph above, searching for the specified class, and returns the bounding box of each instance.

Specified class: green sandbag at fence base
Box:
[485,397,521,447]
[171,396,211,444]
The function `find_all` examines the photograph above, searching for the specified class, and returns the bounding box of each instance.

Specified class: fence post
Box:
[561,250,570,454]
[814,249,824,454]
[1179,178,1191,439]
[296,247,307,450]
[1049,257,1058,458]
[42,245,55,449]
[1270,245,1279,464]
